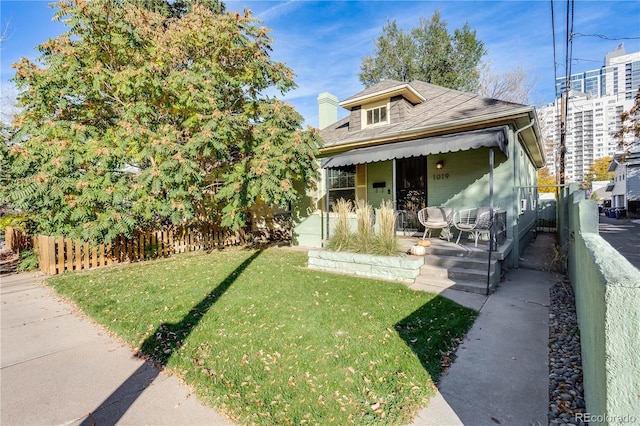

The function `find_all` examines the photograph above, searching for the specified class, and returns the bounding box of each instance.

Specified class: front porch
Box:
[399,236,513,295]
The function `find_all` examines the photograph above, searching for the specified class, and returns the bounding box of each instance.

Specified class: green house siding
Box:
[366,161,393,208]
[427,148,509,208]
[516,146,539,255]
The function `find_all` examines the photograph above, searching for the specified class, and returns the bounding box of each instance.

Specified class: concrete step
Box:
[420,263,499,285]
[412,275,456,289]
[417,264,450,279]
[424,254,498,272]
[423,241,508,261]
[412,274,492,295]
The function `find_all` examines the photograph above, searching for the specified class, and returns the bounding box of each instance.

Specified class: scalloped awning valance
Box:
[321,126,508,169]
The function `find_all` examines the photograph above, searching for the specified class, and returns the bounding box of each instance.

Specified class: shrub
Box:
[17,249,38,272]
[0,212,30,231]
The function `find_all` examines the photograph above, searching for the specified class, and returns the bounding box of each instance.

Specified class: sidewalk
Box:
[412,233,558,425]
[1,272,233,426]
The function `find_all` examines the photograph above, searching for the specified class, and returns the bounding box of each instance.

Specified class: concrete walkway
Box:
[412,233,558,425]
[1,272,233,426]
[598,213,640,270]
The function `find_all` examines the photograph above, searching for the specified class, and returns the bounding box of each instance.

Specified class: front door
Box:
[395,157,427,231]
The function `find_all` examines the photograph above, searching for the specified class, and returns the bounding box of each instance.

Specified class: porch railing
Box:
[493,211,507,246]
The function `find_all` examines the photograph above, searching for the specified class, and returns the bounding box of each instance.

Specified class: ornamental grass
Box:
[327,198,400,256]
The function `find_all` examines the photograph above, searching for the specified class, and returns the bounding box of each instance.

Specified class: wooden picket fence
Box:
[4,226,32,254]
[37,225,246,275]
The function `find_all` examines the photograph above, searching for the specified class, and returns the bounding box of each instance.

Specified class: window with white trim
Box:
[365,105,388,126]
[327,166,356,205]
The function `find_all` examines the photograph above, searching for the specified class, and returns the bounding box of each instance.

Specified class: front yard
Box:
[48,247,476,425]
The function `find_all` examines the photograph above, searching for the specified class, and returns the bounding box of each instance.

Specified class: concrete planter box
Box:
[308,249,424,283]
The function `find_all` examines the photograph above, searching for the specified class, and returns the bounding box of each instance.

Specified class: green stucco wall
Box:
[292,213,324,247]
[515,139,539,257]
[564,190,640,424]
[426,148,507,208]
[290,178,324,247]
[366,161,393,209]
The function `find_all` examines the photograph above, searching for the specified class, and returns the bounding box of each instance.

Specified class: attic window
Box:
[366,105,388,126]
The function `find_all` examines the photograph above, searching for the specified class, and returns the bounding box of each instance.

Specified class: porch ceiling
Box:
[321,126,508,169]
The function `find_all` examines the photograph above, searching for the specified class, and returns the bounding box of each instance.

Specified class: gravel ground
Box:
[548,280,586,425]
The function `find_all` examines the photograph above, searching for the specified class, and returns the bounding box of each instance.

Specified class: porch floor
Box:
[398,235,512,260]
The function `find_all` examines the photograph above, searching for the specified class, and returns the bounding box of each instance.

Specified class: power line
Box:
[567,0,575,80]
[551,0,558,84]
[573,33,640,41]
[571,57,604,64]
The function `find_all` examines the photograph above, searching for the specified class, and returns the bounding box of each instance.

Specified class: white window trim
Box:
[361,100,390,130]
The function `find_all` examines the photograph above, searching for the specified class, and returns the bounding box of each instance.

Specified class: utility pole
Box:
[559,87,567,185]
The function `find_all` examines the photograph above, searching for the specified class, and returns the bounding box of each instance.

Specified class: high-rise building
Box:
[540,47,639,183]
[554,45,640,100]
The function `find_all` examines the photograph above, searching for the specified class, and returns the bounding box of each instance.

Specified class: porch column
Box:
[489,147,495,251]
[392,158,397,210]
[325,167,330,241]
[489,147,494,212]
[486,147,495,295]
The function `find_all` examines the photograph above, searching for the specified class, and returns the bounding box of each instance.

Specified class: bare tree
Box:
[478,61,538,104]
[0,19,13,47]
[0,20,19,126]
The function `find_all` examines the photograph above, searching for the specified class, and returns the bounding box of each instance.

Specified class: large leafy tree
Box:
[584,156,614,189]
[537,167,557,194]
[359,11,486,91]
[614,87,640,155]
[3,0,320,242]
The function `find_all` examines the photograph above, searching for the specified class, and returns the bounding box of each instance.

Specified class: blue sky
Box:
[1,0,639,127]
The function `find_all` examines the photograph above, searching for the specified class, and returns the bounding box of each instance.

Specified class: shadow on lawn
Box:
[394,296,477,382]
[80,250,262,426]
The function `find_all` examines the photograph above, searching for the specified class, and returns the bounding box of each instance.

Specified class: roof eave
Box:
[514,108,546,169]
[339,84,425,110]
[321,106,544,165]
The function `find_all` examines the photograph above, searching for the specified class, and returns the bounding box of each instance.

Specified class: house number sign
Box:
[432,173,450,180]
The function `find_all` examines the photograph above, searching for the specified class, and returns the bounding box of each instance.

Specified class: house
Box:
[590,180,612,211]
[608,151,640,214]
[292,80,545,269]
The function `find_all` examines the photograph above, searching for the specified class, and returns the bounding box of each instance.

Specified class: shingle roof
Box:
[320,80,530,149]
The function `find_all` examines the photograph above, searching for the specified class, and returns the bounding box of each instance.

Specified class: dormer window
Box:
[366,105,387,126]
[360,101,390,130]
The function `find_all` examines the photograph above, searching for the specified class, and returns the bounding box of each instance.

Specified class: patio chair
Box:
[417,206,454,241]
[454,207,494,247]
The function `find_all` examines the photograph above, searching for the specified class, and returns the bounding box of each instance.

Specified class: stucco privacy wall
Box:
[564,188,640,423]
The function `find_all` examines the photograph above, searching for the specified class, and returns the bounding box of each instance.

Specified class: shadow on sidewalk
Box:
[80,250,262,426]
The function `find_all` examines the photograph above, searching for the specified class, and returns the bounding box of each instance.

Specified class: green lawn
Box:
[48,247,476,425]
